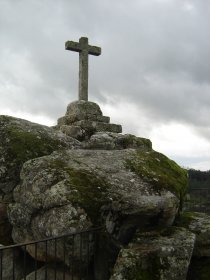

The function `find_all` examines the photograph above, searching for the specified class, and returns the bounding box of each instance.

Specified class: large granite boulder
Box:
[8,148,187,263]
[0,110,189,278]
[110,227,195,280]
[0,115,80,245]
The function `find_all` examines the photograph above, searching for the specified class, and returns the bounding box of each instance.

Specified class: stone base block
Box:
[66,100,102,117]
[74,120,122,134]
[57,115,110,126]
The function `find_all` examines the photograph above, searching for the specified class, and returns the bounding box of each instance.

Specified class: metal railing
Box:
[0,227,102,280]
[184,188,210,213]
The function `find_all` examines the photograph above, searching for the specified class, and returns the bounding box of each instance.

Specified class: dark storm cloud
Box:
[0,0,210,139]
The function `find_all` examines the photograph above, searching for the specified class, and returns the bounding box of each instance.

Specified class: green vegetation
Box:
[125,150,188,202]
[188,169,210,189]
[3,122,61,166]
[66,168,109,223]
[50,159,110,223]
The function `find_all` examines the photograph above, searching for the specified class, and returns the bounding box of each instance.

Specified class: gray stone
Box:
[176,212,210,257]
[65,100,102,117]
[74,120,122,133]
[57,114,110,126]
[57,101,122,139]
[110,227,195,280]
[65,37,101,101]
[83,132,152,150]
[60,125,85,140]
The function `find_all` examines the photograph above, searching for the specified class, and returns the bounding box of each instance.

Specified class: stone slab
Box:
[74,120,122,133]
[57,115,110,126]
[66,100,102,117]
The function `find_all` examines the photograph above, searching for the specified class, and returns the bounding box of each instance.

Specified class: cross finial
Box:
[65,37,101,101]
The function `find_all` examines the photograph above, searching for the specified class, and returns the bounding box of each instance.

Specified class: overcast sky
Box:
[0,0,210,170]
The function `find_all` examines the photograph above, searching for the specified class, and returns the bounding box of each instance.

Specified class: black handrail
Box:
[0,226,103,280]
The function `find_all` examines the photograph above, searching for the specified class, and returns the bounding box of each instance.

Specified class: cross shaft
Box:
[65,37,101,101]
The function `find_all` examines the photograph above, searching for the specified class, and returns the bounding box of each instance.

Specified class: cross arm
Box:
[65,41,81,52]
[88,45,101,56]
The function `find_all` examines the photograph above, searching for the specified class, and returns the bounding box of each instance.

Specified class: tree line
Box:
[188,169,210,189]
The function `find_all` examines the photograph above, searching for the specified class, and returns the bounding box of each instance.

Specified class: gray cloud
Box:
[0,0,210,164]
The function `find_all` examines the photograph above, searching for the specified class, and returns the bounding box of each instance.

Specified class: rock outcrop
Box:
[110,227,195,280]
[0,100,192,279]
[0,115,80,245]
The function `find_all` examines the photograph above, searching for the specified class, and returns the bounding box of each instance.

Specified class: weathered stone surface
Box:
[8,149,187,249]
[0,115,80,197]
[176,212,210,257]
[74,120,122,134]
[57,114,110,126]
[110,227,195,280]
[60,125,85,140]
[57,101,121,139]
[66,100,102,118]
[66,37,101,101]
[83,132,152,150]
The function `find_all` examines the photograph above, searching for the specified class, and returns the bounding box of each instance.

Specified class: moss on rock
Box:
[6,128,61,165]
[125,150,188,201]
[0,115,80,195]
[65,168,110,223]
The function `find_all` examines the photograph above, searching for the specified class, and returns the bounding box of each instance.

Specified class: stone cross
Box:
[65,37,101,101]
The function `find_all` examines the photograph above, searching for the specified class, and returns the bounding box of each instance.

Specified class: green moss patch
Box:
[7,129,61,165]
[125,150,188,200]
[50,159,110,223]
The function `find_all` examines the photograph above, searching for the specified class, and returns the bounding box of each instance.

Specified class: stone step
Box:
[57,115,110,126]
[74,120,122,134]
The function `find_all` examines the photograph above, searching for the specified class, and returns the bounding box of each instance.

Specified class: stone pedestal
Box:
[57,101,122,140]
